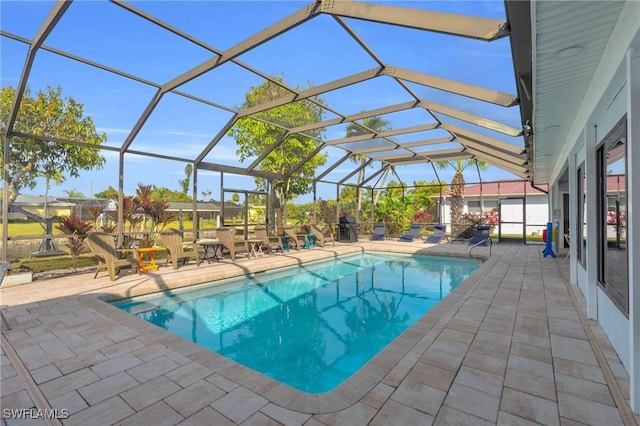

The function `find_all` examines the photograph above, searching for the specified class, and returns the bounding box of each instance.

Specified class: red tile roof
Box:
[438,180,548,197]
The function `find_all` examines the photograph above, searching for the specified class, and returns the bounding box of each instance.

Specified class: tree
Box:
[200,190,213,202]
[94,185,118,199]
[228,78,328,226]
[150,186,191,202]
[179,164,193,194]
[345,116,391,217]
[437,159,488,238]
[0,86,106,208]
[408,180,440,223]
[374,180,406,235]
[63,189,85,198]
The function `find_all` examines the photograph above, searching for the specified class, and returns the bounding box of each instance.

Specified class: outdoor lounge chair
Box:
[308,223,335,247]
[469,225,491,246]
[253,226,283,254]
[398,223,422,242]
[87,232,140,281]
[424,224,448,244]
[161,230,200,269]
[280,226,307,250]
[215,227,250,261]
[370,223,386,241]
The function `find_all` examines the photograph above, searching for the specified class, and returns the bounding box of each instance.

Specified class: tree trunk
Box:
[450,172,465,238]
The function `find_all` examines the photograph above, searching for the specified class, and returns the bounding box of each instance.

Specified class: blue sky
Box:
[1,0,523,203]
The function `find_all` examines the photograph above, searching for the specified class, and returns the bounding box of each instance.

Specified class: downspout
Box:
[531,182,549,194]
[476,162,484,212]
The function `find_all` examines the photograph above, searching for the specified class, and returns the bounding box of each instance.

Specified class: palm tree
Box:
[436,159,488,238]
[345,116,391,216]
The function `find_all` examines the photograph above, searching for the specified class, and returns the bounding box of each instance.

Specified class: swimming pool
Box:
[112,252,479,393]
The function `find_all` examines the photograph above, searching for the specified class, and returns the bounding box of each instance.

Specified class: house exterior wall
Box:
[440,191,548,237]
[547,3,640,410]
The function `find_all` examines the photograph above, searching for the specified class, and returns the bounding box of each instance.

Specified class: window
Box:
[576,164,585,265]
[467,200,481,213]
[596,118,628,316]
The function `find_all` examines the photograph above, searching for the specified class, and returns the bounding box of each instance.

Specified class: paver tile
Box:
[65,396,134,426]
[120,375,182,411]
[552,358,606,384]
[550,335,598,366]
[454,366,503,397]
[119,401,184,426]
[370,399,434,426]
[443,383,500,423]
[509,342,552,364]
[419,348,464,372]
[90,352,142,378]
[557,392,623,425]
[177,407,235,426]
[361,383,395,409]
[0,375,27,396]
[260,403,312,426]
[496,411,540,425]
[77,371,138,405]
[507,354,554,380]
[0,390,34,411]
[165,362,213,388]
[126,355,180,383]
[391,379,446,416]
[49,391,88,416]
[99,337,146,358]
[555,373,615,406]
[29,364,62,385]
[211,386,269,424]
[165,379,226,417]
[54,352,107,375]
[315,402,378,426]
[462,350,507,376]
[39,368,100,400]
[242,411,282,426]
[500,387,559,425]
[434,405,494,426]
[406,361,456,392]
[504,368,557,401]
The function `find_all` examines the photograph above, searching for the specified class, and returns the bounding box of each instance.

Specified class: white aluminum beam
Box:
[442,123,525,155]
[420,100,522,136]
[386,67,518,107]
[319,1,509,41]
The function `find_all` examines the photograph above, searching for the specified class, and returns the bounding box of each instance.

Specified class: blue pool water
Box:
[112,252,478,393]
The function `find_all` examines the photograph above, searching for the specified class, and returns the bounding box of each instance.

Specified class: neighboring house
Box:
[435,180,549,239]
[166,201,243,226]
[7,194,92,221]
[7,195,242,226]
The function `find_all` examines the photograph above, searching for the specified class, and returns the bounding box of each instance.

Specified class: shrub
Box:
[482,209,499,226]
[57,216,94,269]
[412,210,433,224]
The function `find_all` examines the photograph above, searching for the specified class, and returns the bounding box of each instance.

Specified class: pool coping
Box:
[76,244,492,414]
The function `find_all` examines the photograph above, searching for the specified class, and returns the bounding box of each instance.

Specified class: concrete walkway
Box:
[1,241,638,425]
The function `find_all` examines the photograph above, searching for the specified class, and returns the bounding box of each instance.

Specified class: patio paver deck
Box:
[1,240,638,425]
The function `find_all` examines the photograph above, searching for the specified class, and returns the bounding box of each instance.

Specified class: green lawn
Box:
[1,219,220,237]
